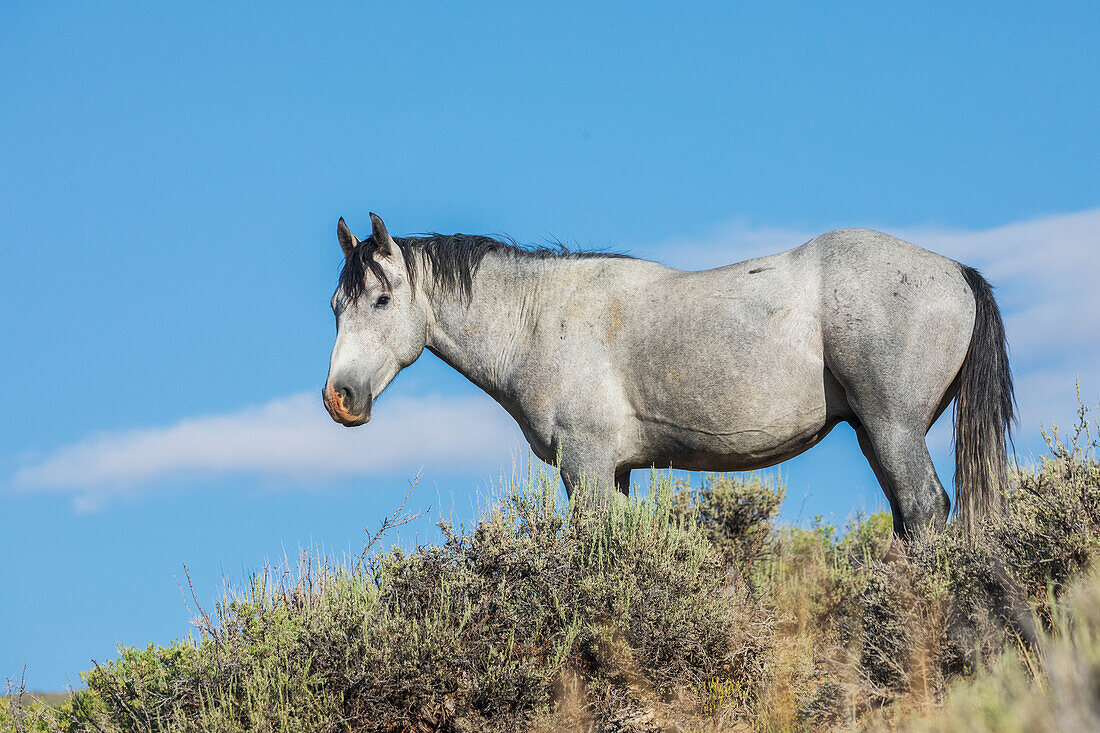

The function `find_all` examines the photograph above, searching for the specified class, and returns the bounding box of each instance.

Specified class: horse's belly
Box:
[634,401,832,471]
[625,353,834,471]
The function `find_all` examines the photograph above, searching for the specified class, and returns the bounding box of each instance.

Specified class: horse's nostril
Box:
[337,386,353,407]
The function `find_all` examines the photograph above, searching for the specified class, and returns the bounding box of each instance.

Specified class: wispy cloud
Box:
[12,209,1099,508]
[12,393,521,510]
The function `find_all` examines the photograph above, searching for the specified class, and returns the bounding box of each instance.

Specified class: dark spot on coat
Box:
[748,267,769,274]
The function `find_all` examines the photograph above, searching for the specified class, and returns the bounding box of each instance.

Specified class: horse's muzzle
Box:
[323,383,371,427]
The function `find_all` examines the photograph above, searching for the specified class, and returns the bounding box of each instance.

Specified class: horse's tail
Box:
[954,264,1015,536]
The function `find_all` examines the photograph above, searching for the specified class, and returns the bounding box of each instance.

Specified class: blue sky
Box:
[2,2,1098,691]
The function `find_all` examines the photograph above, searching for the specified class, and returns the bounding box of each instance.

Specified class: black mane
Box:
[338,232,633,303]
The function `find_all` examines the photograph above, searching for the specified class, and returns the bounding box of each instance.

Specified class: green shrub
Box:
[670,472,785,578]
[996,402,1100,620]
[56,467,771,732]
[888,563,1100,733]
[30,393,1100,732]
[786,398,1100,728]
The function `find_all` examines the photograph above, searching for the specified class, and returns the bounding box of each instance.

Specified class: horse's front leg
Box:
[557,439,619,506]
[560,464,616,502]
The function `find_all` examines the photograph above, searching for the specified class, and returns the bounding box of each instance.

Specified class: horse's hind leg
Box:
[853,425,900,525]
[855,417,949,538]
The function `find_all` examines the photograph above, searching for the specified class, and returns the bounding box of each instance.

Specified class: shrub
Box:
[996,399,1100,621]
[26,393,1100,732]
[887,564,1100,733]
[54,467,772,732]
[778,396,1100,728]
[670,472,785,578]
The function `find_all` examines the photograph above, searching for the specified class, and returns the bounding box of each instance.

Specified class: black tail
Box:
[954,265,1015,536]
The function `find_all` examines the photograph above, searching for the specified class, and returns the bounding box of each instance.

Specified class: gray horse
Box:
[323,214,1013,538]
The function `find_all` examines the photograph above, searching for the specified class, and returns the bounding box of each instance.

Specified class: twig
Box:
[356,470,429,573]
[181,564,215,639]
[5,665,27,733]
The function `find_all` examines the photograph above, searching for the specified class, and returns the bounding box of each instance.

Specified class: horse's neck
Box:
[424,255,547,398]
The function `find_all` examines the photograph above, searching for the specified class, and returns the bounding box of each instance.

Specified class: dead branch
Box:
[356,470,429,573]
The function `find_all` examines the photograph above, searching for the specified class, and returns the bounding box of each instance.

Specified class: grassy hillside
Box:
[6,405,1100,732]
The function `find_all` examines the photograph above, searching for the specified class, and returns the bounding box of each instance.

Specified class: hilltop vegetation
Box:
[6,405,1100,732]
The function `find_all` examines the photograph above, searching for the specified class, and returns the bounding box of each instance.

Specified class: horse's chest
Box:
[494,388,563,463]
[503,369,630,463]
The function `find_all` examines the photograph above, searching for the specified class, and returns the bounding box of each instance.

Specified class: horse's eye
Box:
[374,294,391,308]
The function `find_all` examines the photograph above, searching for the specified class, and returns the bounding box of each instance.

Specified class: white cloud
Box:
[12,392,521,509]
[12,209,1099,509]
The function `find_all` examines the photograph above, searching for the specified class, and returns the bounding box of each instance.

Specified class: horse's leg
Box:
[854,424,916,561]
[560,467,618,508]
[856,416,949,538]
[854,424,901,530]
[614,469,631,497]
[558,443,618,505]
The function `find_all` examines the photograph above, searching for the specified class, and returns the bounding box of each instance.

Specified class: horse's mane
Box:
[338,232,634,303]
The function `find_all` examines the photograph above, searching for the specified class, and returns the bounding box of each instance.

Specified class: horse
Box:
[322,213,1013,538]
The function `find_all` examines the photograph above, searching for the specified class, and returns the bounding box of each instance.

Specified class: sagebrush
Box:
[8,402,1100,732]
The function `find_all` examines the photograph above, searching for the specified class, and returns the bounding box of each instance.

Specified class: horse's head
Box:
[323,213,428,426]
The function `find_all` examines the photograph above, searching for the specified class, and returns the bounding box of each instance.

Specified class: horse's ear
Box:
[370,212,395,259]
[337,217,358,259]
